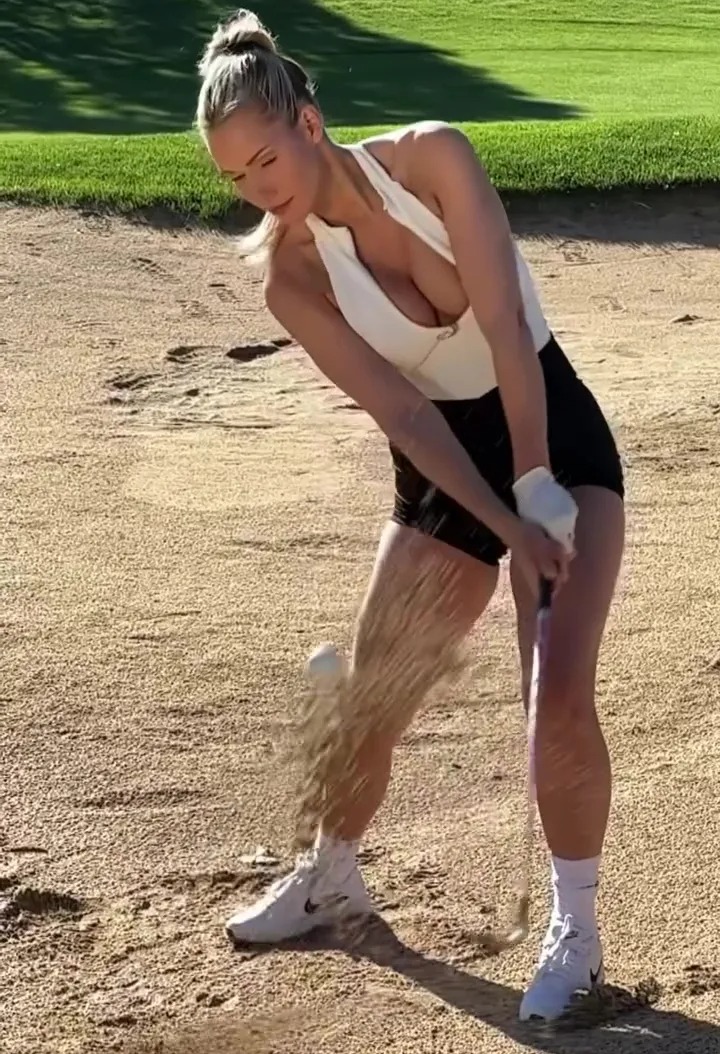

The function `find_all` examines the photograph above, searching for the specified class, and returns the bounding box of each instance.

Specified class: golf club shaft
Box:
[520,576,553,898]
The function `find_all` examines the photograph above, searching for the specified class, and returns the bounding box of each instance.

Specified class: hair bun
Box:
[199,8,277,75]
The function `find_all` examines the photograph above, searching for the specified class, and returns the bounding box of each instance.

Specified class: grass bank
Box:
[1,116,718,221]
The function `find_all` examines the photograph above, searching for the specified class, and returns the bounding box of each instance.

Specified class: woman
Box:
[196,9,625,1023]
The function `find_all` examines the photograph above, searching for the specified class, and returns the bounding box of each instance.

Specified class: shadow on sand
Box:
[212,915,720,1054]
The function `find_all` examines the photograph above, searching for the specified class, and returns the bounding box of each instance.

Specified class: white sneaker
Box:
[519,914,605,1022]
[225,851,373,945]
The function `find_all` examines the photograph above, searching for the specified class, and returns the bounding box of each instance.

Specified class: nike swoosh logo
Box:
[304,894,349,915]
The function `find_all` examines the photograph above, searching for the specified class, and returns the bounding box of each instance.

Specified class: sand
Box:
[1,196,719,1054]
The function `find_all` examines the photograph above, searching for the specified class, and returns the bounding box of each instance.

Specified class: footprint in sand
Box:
[157,866,278,900]
[107,371,159,393]
[673,964,720,995]
[131,256,168,278]
[0,882,85,938]
[591,294,625,314]
[177,298,209,319]
[164,344,211,364]
[209,280,237,303]
[225,337,293,362]
[79,210,112,236]
[559,240,589,264]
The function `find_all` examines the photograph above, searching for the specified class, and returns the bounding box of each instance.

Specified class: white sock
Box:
[551,855,600,931]
[313,830,360,871]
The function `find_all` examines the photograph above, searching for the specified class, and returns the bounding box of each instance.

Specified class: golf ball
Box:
[305,643,347,684]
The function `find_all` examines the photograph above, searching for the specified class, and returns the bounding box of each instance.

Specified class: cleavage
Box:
[348,213,466,329]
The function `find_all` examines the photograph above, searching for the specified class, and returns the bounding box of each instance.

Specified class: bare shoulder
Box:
[362,121,476,178]
[264,244,305,314]
[264,225,327,313]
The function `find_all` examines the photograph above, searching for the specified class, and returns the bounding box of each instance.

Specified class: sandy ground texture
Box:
[1,196,719,1054]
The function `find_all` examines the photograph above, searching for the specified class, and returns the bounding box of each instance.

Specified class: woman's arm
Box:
[409,123,550,479]
[265,267,524,547]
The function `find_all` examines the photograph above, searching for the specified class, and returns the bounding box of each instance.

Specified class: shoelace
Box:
[537,914,588,976]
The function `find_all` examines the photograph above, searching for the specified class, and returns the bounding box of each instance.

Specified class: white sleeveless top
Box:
[305,142,550,401]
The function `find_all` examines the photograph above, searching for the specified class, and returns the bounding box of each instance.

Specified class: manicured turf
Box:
[310,0,720,123]
[2,1,719,212]
[2,117,718,219]
[3,1,719,133]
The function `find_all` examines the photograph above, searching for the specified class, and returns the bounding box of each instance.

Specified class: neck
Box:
[310,140,381,227]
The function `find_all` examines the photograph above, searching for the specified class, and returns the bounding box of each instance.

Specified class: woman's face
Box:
[207,104,324,225]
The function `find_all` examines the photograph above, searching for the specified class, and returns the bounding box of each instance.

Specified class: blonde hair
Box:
[196,9,318,266]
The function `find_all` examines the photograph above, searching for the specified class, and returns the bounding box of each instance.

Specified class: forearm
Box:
[490,319,551,478]
[388,400,521,547]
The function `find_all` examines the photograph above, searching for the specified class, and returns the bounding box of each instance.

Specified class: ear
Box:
[299,104,323,143]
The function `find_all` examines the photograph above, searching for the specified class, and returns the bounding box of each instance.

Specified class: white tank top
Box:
[305,142,550,401]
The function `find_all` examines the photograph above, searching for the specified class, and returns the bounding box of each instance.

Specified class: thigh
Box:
[544,339,625,499]
[389,396,514,568]
[511,486,625,707]
[351,520,498,736]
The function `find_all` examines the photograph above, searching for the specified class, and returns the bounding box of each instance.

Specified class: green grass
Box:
[3,0,719,133]
[2,117,718,219]
[2,1,720,210]
[311,0,720,122]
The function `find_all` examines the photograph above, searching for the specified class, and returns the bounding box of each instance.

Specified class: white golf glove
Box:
[512,467,578,554]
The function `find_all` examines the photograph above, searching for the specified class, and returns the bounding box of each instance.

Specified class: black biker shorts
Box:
[390,334,625,566]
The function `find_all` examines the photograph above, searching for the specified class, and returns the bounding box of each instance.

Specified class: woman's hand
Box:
[512,467,578,555]
[507,519,573,598]
[508,467,578,597]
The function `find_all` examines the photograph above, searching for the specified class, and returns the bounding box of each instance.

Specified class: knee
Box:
[525,655,597,728]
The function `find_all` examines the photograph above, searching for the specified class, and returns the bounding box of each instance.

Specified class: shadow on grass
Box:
[0,0,580,133]
[225,916,720,1053]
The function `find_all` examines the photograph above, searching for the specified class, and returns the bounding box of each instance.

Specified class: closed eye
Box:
[230,157,274,182]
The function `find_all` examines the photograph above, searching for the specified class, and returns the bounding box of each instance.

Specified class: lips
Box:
[270,198,293,217]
